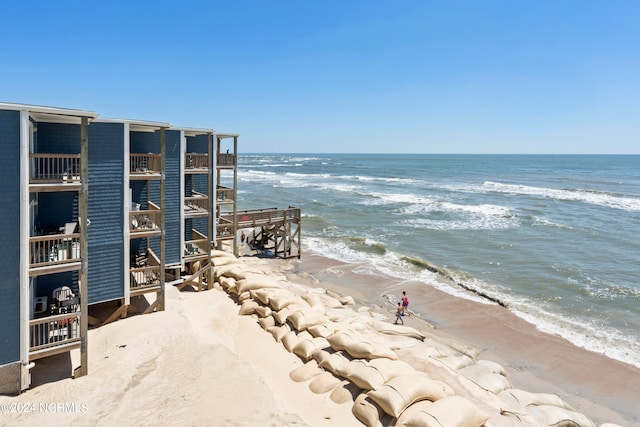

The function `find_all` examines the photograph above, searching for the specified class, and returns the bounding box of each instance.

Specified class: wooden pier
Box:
[220,207,301,259]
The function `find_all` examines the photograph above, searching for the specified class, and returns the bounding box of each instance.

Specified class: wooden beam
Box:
[77,116,89,378]
[101,304,127,326]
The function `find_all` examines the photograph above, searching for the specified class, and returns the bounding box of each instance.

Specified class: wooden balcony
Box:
[130,202,161,238]
[216,216,234,240]
[130,248,161,296]
[216,186,235,205]
[29,233,81,276]
[29,153,81,192]
[184,153,236,172]
[217,153,236,168]
[184,192,209,218]
[29,308,81,360]
[130,153,161,180]
[184,229,210,261]
[185,153,209,173]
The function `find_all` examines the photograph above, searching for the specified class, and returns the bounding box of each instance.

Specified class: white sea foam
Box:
[304,236,640,369]
[483,181,640,212]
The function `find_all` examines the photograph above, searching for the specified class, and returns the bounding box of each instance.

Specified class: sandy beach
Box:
[1,251,638,426]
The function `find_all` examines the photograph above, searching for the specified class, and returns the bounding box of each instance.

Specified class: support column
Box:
[77,117,89,378]
[19,110,31,391]
[159,128,166,311]
[232,136,238,257]
[207,132,214,288]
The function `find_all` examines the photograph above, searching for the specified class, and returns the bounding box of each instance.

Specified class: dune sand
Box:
[1,252,638,426]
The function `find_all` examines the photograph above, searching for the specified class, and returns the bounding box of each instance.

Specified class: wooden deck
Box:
[221,207,301,259]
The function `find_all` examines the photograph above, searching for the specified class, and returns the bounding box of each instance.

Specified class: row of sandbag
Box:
[211,251,618,427]
[211,251,492,426]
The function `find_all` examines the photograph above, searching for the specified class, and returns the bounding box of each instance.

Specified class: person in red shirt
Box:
[401,291,409,315]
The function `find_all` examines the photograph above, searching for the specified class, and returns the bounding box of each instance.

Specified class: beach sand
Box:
[1,252,638,426]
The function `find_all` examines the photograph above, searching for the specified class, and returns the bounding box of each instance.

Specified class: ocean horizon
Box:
[232,153,640,368]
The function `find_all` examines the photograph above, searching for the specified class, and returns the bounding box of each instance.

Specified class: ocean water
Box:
[233,154,640,368]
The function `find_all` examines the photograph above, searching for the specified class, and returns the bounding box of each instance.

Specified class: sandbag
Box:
[318,351,351,377]
[498,389,575,411]
[238,299,259,316]
[289,360,323,382]
[287,309,328,332]
[235,275,282,294]
[267,323,291,342]
[254,305,272,318]
[345,359,415,391]
[352,393,386,427]
[395,396,489,427]
[282,331,299,352]
[258,315,275,330]
[342,339,398,360]
[527,404,597,427]
[293,337,330,362]
[309,371,342,394]
[367,373,454,418]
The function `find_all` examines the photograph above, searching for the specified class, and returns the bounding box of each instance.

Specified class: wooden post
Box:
[207,132,214,289]
[158,128,166,311]
[232,136,238,257]
[77,117,89,377]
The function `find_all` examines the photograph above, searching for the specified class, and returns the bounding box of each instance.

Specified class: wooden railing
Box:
[184,238,209,257]
[29,153,80,183]
[29,234,81,268]
[216,186,234,202]
[29,311,80,353]
[185,153,208,170]
[130,249,161,292]
[130,153,161,174]
[217,153,235,167]
[184,194,209,213]
[130,202,161,233]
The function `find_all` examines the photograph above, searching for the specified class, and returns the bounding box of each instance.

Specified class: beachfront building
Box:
[0,102,245,394]
[176,131,239,290]
[214,134,239,254]
[87,118,169,323]
[0,103,96,394]
[176,128,215,290]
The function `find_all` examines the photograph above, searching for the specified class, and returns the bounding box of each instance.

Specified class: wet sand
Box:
[289,253,640,426]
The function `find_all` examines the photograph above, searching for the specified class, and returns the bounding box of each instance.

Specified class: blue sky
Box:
[1,1,638,153]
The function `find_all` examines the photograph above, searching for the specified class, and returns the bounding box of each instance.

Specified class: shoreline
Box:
[286,252,640,426]
[2,250,638,426]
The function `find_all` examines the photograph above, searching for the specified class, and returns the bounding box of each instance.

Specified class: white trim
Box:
[180,131,186,270]
[0,102,97,118]
[123,123,131,306]
[19,110,31,390]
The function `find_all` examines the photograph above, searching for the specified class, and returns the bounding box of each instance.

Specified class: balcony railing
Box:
[29,234,81,268]
[216,186,235,203]
[184,194,209,215]
[29,310,80,357]
[130,248,161,295]
[217,153,235,167]
[29,153,80,183]
[130,153,161,175]
[130,203,161,235]
[185,153,209,170]
[184,238,209,258]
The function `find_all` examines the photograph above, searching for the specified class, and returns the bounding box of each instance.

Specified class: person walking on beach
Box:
[394,302,404,325]
[402,291,409,316]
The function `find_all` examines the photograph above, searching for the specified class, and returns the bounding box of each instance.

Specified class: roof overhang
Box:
[0,102,98,124]
[215,132,240,139]
[96,117,171,132]
[171,126,216,137]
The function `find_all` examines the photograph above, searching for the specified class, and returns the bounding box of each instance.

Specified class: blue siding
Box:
[87,122,125,304]
[0,110,21,364]
[162,130,180,265]
[185,135,210,239]
[187,134,208,153]
[36,192,77,233]
[36,122,80,153]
